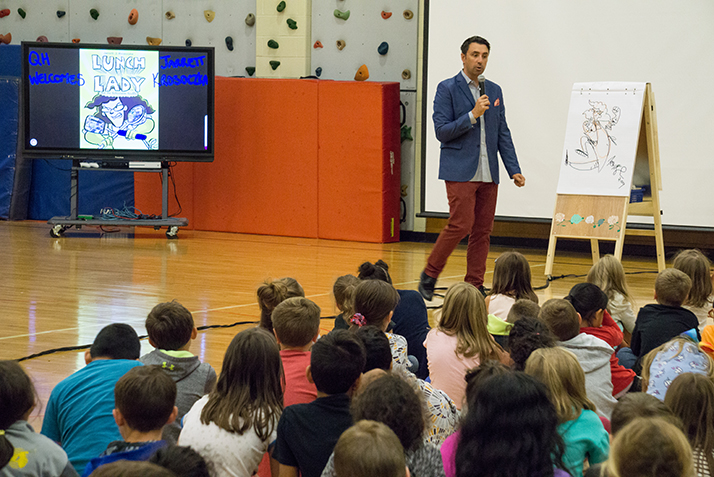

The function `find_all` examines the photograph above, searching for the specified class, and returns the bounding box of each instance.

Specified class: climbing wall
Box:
[255,0,311,78]
[310,0,418,89]
[0,0,256,77]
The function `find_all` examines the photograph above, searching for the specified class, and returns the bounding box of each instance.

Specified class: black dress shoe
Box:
[418,271,437,301]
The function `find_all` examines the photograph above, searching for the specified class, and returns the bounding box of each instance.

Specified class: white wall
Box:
[424,0,714,228]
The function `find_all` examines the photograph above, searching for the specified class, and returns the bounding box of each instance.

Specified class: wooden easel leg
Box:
[653,212,666,271]
[614,237,625,262]
[590,239,600,264]
[545,236,557,277]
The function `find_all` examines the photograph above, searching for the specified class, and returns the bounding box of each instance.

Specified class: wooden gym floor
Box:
[1,221,662,430]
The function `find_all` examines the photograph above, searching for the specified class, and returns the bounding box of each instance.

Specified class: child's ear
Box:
[311,332,319,343]
[166,406,178,425]
[306,365,314,384]
[348,374,362,397]
[148,337,157,348]
[654,291,658,301]
[576,312,582,325]
[406,466,411,477]
[113,408,125,427]
[273,330,282,345]
[191,327,198,340]
[84,350,93,365]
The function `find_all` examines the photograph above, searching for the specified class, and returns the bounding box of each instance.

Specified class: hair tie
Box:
[351,313,366,327]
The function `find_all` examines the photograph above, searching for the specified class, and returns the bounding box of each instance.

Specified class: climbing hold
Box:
[276,1,286,13]
[381,11,392,19]
[225,36,233,51]
[269,60,280,70]
[286,18,297,30]
[146,37,162,46]
[336,39,346,50]
[56,10,66,18]
[401,69,411,80]
[315,67,322,77]
[245,13,255,26]
[90,8,99,20]
[36,35,48,42]
[245,66,256,76]
[0,9,10,18]
[185,39,192,47]
[334,9,350,20]
[128,9,138,25]
[378,42,389,55]
[401,124,413,143]
[165,11,175,20]
[403,10,414,20]
[107,36,122,45]
[17,8,26,19]
[267,39,279,49]
[0,33,11,44]
[313,40,323,49]
[354,64,369,81]
[203,10,215,23]
[72,38,80,43]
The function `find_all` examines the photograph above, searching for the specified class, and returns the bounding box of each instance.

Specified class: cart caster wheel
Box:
[50,224,66,238]
[166,226,179,239]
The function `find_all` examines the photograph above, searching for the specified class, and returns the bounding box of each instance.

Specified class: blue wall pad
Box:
[0,78,19,219]
[28,162,135,220]
[0,45,22,77]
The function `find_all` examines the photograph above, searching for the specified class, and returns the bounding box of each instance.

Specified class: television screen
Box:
[22,42,214,162]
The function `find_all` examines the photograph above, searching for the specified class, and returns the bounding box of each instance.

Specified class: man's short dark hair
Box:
[461,36,490,55]
[271,297,321,348]
[115,365,177,433]
[90,323,141,360]
[146,301,195,350]
[538,299,580,341]
[311,330,366,395]
[355,326,392,372]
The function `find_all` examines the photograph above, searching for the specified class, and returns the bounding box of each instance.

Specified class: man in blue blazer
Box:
[419,36,525,300]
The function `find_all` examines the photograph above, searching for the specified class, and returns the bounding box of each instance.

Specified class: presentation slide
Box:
[25,45,211,155]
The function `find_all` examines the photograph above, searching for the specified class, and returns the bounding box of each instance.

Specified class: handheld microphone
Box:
[477,74,486,97]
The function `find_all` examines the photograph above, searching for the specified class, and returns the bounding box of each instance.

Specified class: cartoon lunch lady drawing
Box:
[83,94,157,150]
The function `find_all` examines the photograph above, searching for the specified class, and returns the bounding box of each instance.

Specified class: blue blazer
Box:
[433,72,521,183]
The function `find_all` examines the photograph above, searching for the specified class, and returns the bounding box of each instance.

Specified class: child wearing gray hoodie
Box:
[140,301,217,443]
[539,298,618,419]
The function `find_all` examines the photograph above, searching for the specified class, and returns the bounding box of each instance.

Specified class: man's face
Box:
[103,98,126,127]
[461,42,489,81]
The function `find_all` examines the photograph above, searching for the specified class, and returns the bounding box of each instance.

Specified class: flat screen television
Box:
[21,42,214,162]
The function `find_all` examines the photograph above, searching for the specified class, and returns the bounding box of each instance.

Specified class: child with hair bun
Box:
[350,279,410,371]
[330,275,360,331]
[673,249,714,331]
[0,360,78,476]
[257,277,304,334]
[587,254,637,337]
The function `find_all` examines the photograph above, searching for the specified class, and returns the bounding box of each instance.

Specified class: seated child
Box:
[149,445,211,477]
[673,249,714,331]
[140,300,217,443]
[507,316,556,371]
[488,298,541,350]
[0,360,77,477]
[257,277,304,334]
[41,323,143,475]
[356,325,459,447]
[566,283,637,396]
[619,268,700,373]
[603,418,693,477]
[271,296,320,406]
[640,336,713,400]
[587,254,637,338]
[485,251,539,320]
[330,275,360,331]
[525,347,609,477]
[333,420,407,477]
[82,366,177,476]
[88,460,176,477]
[539,299,617,418]
[273,330,366,477]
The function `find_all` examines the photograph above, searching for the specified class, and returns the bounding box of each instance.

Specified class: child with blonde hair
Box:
[673,249,714,331]
[525,347,609,477]
[604,417,694,477]
[587,254,636,337]
[425,282,509,410]
[333,421,407,477]
[330,275,360,330]
[665,373,714,476]
[257,277,304,334]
